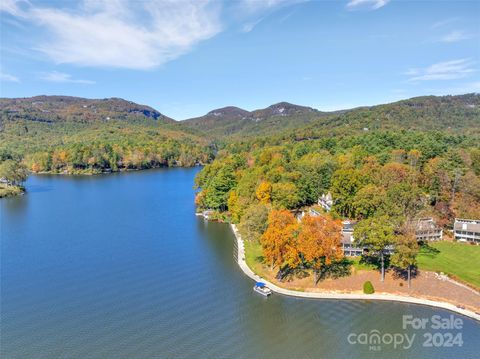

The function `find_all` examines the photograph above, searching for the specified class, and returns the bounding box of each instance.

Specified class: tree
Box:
[204,164,237,210]
[353,184,386,219]
[271,182,300,209]
[330,168,365,217]
[238,204,270,242]
[385,183,424,220]
[261,210,298,270]
[471,148,480,176]
[297,214,342,285]
[391,234,419,288]
[0,159,28,186]
[354,216,395,282]
[256,181,272,204]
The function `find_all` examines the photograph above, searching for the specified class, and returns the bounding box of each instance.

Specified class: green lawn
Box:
[243,239,264,276]
[417,241,480,289]
[349,257,377,271]
[243,237,480,290]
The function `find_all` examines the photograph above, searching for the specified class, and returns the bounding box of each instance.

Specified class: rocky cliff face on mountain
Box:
[0,96,174,124]
[182,101,327,137]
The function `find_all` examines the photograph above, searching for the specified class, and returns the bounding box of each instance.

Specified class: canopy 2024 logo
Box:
[347,314,463,351]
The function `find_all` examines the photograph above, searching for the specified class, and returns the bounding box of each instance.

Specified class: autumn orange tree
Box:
[261,210,299,270]
[297,214,343,285]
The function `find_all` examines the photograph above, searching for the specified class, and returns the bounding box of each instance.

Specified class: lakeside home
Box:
[318,192,333,212]
[415,218,443,241]
[454,218,480,244]
[340,220,363,257]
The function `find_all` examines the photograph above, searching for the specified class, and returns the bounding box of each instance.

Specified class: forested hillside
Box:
[0,96,213,176]
[0,95,174,124]
[195,130,480,232]
[294,94,480,140]
[183,102,329,138]
[1,93,478,191]
[184,94,480,140]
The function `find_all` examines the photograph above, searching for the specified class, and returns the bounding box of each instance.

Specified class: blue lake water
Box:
[1,168,479,358]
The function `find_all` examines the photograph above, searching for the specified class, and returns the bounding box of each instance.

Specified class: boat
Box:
[253,282,272,297]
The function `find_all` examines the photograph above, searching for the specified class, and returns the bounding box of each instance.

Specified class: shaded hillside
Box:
[0,95,174,124]
[182,102,328,138]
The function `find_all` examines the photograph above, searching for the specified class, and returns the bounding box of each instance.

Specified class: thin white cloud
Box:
[440,30,471,43]
[346,0,390,10]
[406,59,476,82]
[240,0,302,13]
[241,17,264,33]
[38,71,95,84]
[431,17,459,29]
[3,0,222,70]
[238,0,304,32]
[0,71,20,82]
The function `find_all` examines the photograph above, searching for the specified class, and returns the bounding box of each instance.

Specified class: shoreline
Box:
[230,224,480,322]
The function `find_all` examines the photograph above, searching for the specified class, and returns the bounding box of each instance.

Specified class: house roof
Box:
[454,218,480,233]
[415,218,440,232]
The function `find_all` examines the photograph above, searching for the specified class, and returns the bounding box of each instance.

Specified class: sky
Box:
[0,0,479,120]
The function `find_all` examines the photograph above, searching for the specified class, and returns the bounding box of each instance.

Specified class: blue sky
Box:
[1,0,479,119]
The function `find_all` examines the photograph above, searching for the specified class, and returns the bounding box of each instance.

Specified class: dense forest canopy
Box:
[0,96,213,175]
[183,93,480,140]
[1,93,479,193]
[195,131,480,227]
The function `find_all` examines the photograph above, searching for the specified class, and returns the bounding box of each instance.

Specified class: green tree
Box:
[331,168,365,217]
[353,184,386,219]
[0,159,28,186]
[238,203,270,242]
[204,164,237,210]
[271,182,300,209]
[391,234,419,288]
[354,216,395,282]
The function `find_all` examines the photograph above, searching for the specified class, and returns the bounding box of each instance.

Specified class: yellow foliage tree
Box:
[256,181,272,204]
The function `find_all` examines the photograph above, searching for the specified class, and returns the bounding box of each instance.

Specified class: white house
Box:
[318,192,333,212]
[453,218,480,244]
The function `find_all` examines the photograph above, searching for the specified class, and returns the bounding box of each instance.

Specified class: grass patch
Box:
[350,256,377,271]
[417,241,480,289]
[243,239,264,276]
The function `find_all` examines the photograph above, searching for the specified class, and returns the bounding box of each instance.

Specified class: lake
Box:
[1,168,479,358]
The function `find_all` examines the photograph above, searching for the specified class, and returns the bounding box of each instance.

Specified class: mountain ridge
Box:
[1,94,479,139]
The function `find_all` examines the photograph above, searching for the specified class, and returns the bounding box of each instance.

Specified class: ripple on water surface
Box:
[1,169,479,359]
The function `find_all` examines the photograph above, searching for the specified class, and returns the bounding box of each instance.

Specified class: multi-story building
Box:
[340,220,395,256]
[340,220,363,256]
[453,219,480,244]
[415,218,443,241]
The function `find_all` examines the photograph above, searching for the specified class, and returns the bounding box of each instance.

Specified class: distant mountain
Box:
[182,101,328,138]
[182,94,480,140]
[0,96,211,171]
[294,93,480,139]
[0,95,175,124]
[251,102,318,119]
